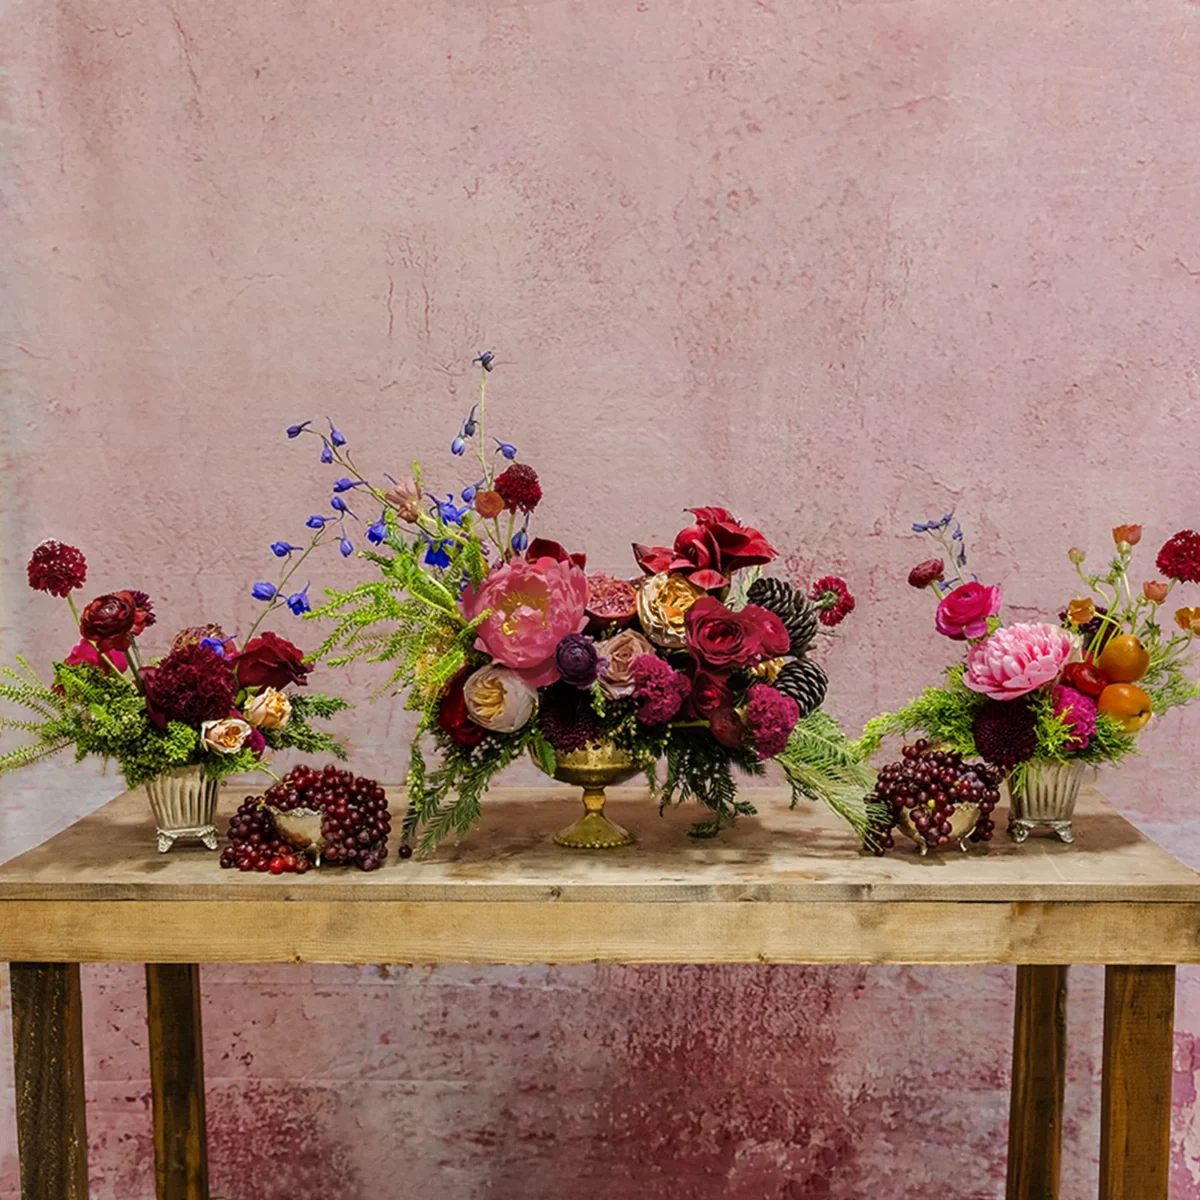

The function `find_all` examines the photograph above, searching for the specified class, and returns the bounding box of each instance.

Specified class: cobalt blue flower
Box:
[472,351,495,372]
[433,493,468,525]
[339,532,354,557]
[451,434,466,456]
[320,440,333,464]
[251,582,277,601]
[367,513,388,545]
[199,635,235,659]
[493,438,517,460]
[332,477,367,493]
[286,420,312,438]
[286,583,312,616]
[330,496,358,519]
[270,541,302,558]
[511,527,529,553]
[462,403,479,438]
[461,481,480,505]
[306,514,331,529]
[326,417,346,448]
[424,538,452,569]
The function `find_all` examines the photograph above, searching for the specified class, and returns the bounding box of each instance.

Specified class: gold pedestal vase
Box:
[532,741,641,849]
[1007,759,1089,844]
[145,765,220,853]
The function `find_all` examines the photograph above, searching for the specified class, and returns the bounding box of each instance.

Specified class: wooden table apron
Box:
[1,785,1196,1200]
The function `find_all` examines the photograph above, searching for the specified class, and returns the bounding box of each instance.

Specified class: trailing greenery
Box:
[853,664,980,761]
[660,733,766,838]
[774,710,885,842]
[262,693,352,760]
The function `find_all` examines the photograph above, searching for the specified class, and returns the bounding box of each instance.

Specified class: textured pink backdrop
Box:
[4,0,1200,1195]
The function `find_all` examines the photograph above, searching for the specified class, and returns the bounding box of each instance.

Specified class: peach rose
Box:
[243,688,292,730]
[200,717,252,755]
[462,665,537,733]
[636,572,704,648]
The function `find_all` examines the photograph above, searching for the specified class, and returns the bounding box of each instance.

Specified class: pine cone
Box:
[746,577,818,657]
[773,658,828,717]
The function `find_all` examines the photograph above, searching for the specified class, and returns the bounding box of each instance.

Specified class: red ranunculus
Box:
[525,537,587,570]
[79,591,139,652]
[233,632,311,690]
[684,597,789,670]
[437,670,486,747]
[633,507,776,590]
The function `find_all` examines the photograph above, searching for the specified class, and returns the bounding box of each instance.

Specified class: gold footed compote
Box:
[532,741,641,849]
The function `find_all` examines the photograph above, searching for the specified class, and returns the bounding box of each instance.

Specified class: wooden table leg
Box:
[10,961,90,1199]
[1006,964,1068,1199]
[1099,964,1175,1200]
[146,964,210,1200]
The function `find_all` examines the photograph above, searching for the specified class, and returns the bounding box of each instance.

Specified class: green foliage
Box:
[262,694,351,760]
[854,665,981,761]
[660,733,765,838]
[773,710,885,841]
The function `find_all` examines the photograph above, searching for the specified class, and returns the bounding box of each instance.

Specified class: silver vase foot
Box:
[1007,817,1074,845]
[156,825,219,854]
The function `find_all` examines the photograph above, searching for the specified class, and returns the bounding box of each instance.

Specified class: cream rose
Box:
[200,717,253,755]
[636,572,705,648]
[462,664,537,733]
[596,628,654,698]
[243,688,292,730]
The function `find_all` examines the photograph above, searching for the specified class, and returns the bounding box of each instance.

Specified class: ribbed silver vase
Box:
[1007,760,1089,845]
[144,765,220,853]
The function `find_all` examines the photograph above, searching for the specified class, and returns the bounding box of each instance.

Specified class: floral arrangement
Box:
[274,353,873,853]
[857,515,1200,813]
[0,541,348,788]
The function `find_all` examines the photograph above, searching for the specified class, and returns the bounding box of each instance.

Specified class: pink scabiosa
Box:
[1052,684,1097,751]
[1157,530,1200,584]
[964,623,1077,701]
[460,555,589,686]
[809,576,855,627]
[630,653,691,724]
[743,683,800,759]
[27,540,87,597]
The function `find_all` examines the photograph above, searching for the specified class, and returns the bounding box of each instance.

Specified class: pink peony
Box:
[64,639,128,674]
[1052,684,1097,751]
[964,622,1077,701]
[460,555,589,687]
[935,581,1002,640]
[743,683,800,759]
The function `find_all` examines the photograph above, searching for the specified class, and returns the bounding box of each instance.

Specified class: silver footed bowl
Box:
[264,805,328,864]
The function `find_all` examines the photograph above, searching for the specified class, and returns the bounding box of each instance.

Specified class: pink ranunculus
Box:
[64,639,128,674]
[460,555,589,687]
[935,582,1002,640]
[964,623,1078,701]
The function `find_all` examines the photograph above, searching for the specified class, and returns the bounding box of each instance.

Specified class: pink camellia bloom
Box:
[935,581,1002,640]
[964,623,1078,701]
[460,555,589,687]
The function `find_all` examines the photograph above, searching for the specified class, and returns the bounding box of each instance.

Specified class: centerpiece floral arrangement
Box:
[270,353,874,854]
[0,540,349,848]
[856,514,1200,849]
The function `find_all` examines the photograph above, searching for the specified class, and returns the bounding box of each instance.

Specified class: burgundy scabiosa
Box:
[537,684,606,752]
[743,683,800,759]
[630,653,691,725]
[809,575,855,627]
[27,540,87,597]
[494,463,542,514]
[973,698,1038,768]
[1157,530,1200,584]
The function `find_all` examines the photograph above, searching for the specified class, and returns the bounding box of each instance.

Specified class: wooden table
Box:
[1,784,1196,1199]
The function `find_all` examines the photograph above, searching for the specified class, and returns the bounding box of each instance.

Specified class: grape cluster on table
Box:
[865,739,1003,855]
[220,763,398,874]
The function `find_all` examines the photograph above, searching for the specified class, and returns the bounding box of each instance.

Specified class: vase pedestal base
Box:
[553,788,634,850]
[1008,818,1075,845]
[155,825,219,855]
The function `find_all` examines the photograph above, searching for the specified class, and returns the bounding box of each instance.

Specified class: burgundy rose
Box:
[437,670,485,747]
[707,706,746,749]
[689,669,734,717]
[685,597,789,670]
[935,582,1002,640]
[738,604,790,660]
[633,506,777,590]
[233,632,311,690]
[79,591,139,652]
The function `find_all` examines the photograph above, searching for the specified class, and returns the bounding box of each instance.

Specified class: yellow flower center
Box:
[500,589,549,636]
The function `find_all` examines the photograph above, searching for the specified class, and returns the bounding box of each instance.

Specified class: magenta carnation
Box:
[964,622,1077,701]
[630,653,691,725]
[1052,684,1097,751]
[460,556,589,687]
[743,683,800,759]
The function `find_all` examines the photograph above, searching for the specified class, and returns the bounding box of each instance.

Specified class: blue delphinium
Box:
[251,582,277,601]
[493,437,517,460]
[332,477,366,494]
[432,493,468,525]
[330,495,358,519]
[286,420,312,438]
[270,541,302,558]
[320,440,334,464]
[367,513,388,545]
[307,514,331,529]
[424,537,452,569]
[287,583,312,616]
[472,350,495,372]
[326,417,346,447]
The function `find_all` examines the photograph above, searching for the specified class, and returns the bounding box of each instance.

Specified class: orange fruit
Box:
[1097,683,1153,732]
[1096,634,1150,684]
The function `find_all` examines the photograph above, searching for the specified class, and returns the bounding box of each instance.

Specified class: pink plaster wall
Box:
[4,0,1200,1195]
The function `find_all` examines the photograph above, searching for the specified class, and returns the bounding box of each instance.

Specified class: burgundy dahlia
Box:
[140,643,238,729]
[973,698,1037,768]
[27,540,87,597]
[809,575,856,627]
[1157,530,1200,584]
[494,463,542,515]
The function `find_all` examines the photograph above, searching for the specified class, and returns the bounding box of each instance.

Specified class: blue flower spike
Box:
[493,437,517,460]
[270,541,302,558]
[472,351,495,372]
[330,495,358,520]
[451,434,466,456]
[332,477,367,493]
[286,420,312,439]
[911,520,930,533]
[339,530,354,557]
[199,635,235,659]
[320,440,334,464]
[511,526,529,553]
[367,512,388,545]
[326,417,346,448]
[461,481,480,505]
[462,403,479,439]
[423,536,452,569]
[251,582,277,601]
[306,514,330,529]
[433,493,468,525]
[286,583,312,616]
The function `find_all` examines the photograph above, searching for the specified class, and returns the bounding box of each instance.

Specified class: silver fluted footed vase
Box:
[1007,759,1090,844]
[145,765,220,853]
